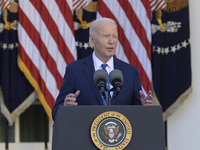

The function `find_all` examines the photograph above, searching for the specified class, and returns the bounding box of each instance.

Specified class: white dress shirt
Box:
[92,52,114,95]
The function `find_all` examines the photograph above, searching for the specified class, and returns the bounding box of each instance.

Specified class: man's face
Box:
[90,22,118,62]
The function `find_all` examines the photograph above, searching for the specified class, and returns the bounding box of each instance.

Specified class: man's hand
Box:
[64,90,80,106]
[140,90,154,105]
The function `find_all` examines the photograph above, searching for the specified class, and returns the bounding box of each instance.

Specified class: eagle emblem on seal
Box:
[103,122,121,143]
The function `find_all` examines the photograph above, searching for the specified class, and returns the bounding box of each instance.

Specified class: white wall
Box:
[168,1,200,150]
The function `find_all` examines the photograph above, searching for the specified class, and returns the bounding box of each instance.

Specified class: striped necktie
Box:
[101,63,110,105]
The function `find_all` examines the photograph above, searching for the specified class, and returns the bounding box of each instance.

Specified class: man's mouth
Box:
[106,47,114,50]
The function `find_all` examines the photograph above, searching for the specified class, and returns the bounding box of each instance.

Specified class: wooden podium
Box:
[52,105,165,150]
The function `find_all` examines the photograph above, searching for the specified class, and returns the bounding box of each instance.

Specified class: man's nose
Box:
[108,36,114,43]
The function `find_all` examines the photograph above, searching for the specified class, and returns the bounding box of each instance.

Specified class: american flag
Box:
[72,0,88,10]
[18,0,77,121]
[97,0,152,95]
[0,0,10,10]
[149,0,167,11]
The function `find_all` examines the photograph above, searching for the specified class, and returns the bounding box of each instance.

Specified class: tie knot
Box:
[101,63,107,70]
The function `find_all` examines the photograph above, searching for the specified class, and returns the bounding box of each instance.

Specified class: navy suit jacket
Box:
[52,54,142,120]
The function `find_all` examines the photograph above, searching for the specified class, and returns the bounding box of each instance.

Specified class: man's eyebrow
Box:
[102,33,118,35]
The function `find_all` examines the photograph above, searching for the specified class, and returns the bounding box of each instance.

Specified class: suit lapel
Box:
[83,55,104,105]
[113,56,123,70]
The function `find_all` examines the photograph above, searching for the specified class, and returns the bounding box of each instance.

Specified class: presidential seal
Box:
[91,111,132,150]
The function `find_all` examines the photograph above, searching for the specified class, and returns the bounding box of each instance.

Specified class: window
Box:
[20,104,49,142]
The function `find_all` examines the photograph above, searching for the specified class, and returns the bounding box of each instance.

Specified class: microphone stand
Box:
[103,87,121,105]
[107,87,122,105]
[107,88,115,105]
[108,90,112,105]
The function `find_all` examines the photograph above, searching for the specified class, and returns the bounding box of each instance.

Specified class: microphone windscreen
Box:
[109,69,123,86]
[93,69,108,85]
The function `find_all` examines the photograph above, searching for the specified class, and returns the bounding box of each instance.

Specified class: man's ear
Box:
[89,35,95,47]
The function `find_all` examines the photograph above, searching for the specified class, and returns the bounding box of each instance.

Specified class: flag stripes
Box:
[118,0,151,59]
[72,0,87,10]
[18,23,56,109]
[18,43,55,109]
[31,0,76,65]
[0,0,10,10]
[18,8,63,91]
[149,0,167,11]
[56,0,74,34]
[18,0,76,120]
[97,0,152,94]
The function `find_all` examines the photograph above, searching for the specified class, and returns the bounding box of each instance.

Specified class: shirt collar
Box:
[92,52,114,73]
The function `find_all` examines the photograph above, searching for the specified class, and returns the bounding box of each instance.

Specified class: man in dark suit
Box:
[52,17,153,120]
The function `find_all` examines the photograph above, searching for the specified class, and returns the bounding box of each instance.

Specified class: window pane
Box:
[0,113,15,142]
[20,104,49,142]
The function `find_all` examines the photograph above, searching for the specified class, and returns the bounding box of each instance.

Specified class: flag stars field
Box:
[153,38,190,55]
[0,42,18,50]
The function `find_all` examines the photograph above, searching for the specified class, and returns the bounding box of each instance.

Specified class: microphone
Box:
[93,70,108,99]
[109,69,123,93]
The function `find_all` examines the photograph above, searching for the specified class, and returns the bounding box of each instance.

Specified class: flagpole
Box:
[5,119,9,150]
[164,121,168,150]
[44,113,48,150]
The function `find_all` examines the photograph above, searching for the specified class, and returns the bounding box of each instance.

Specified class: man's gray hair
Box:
[89,17,117,47]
